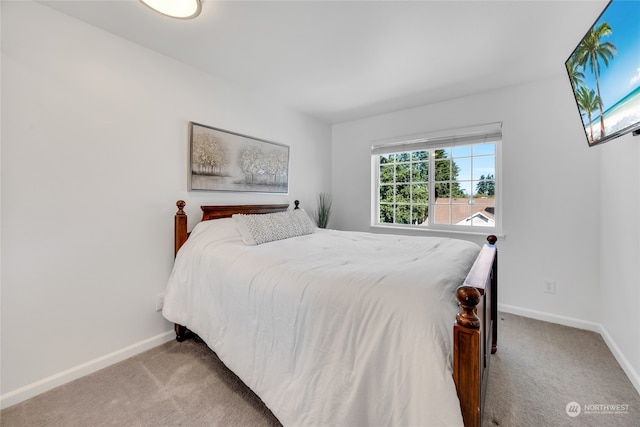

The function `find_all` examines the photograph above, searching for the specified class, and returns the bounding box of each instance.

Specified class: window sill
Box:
[370,224,505,240]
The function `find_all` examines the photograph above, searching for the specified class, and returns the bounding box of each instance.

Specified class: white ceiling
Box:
[39,0,607,124]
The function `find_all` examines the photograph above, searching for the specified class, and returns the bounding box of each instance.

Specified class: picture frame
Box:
[189,122,290,193]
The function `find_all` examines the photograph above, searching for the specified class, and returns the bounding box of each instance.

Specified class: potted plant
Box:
[314,192,332,229]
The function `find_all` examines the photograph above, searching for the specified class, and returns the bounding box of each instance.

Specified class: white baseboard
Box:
[499,303,640,396]
[498,303,601,332]
[598,325,640,396]
[0,330,175,410]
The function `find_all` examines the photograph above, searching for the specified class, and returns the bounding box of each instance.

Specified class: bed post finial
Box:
[177,200,186,215]
[455,286,481,329]
[294,200,300,210]
[175,200,188,257]
[487,235,497,246]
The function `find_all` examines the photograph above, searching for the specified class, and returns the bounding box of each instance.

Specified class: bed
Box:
[164,200,497,427]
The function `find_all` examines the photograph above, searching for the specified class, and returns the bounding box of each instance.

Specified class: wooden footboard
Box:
[172,200,497,427]
[454,236,498,427]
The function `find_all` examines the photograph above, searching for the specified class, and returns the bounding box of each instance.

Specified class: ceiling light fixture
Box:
[139,0,202,19]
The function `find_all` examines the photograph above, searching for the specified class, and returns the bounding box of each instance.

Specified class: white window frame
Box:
[371,123,503,237]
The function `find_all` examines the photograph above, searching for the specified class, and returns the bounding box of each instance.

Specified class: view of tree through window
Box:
[376,142,497,229]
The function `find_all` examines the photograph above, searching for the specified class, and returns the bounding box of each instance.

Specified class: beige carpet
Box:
[483,313,640,427]
[2,313,639,426]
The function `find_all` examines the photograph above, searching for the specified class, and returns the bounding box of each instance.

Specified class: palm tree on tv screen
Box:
[576,86,600,143]
[575,22,617,139]
[566,55,585,90]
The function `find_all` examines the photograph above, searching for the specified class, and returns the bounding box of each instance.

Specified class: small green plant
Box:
[315,192,332,229]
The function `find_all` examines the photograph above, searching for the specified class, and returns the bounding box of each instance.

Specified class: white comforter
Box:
[163,219,481,427]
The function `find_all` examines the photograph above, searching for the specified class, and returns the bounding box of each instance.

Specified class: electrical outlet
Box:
[544,279,556,294]
[155,293,165,312]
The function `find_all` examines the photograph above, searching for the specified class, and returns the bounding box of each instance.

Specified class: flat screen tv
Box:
[565,0,640,147]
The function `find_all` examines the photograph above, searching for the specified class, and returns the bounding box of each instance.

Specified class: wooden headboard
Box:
[174,200,297,256]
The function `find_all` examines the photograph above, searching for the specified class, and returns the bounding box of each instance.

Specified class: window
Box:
[372,124,501,234]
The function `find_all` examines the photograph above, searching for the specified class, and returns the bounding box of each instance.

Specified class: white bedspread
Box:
[163,218,481,426]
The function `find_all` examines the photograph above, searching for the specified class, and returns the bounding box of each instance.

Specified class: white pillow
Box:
[233,209,316,245]
[189,217,241,241]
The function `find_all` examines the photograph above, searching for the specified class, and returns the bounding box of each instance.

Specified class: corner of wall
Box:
[599,324,640,396]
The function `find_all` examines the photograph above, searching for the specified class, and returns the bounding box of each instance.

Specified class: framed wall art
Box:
[189,122,290,193]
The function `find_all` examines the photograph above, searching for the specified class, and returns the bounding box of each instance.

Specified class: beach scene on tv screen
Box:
[566,0,640,145]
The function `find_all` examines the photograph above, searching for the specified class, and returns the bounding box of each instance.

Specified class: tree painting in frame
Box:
[189,122,289,193]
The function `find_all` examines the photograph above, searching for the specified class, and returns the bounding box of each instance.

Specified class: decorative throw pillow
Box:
[233,209,316,245]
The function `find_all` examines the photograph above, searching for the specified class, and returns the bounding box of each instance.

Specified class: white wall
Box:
[0,1,331,407]
[599,137,640,392]
[332,75,601,323]
[331,74,640,392]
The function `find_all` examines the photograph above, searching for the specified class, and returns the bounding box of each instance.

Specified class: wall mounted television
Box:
[565,0,640,147]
